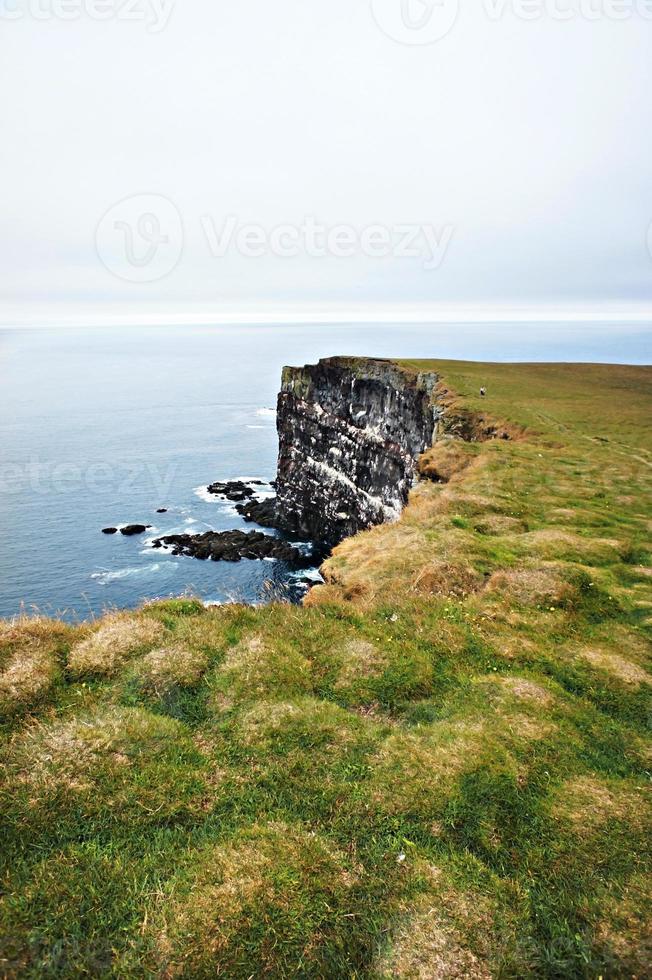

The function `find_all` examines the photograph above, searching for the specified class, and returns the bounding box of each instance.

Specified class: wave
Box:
[91,562,178,585]
[193,485,218,503]
[290,567,324,583]
[194,480,273,505]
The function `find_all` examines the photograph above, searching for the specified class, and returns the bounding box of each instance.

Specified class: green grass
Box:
[0,361,650,978]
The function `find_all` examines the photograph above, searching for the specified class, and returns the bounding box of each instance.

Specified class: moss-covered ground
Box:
[0,361,650,978]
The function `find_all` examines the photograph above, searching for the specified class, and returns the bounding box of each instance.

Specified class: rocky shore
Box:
[151,529,309,564]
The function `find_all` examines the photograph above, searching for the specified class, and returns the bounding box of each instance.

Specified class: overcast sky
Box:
[1,0,652,326]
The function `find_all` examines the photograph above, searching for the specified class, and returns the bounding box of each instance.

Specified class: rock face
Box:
[275,357,439,545]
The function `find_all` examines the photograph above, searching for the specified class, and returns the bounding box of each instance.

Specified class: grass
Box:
[0,360,650,978]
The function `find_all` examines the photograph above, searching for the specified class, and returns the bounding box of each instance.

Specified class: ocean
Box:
[0,321,649,621]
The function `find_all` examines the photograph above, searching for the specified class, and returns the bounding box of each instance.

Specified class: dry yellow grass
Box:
[595,874,652,977]
[160,821,358,974]
[551,775,648,833]
[131,644,209,696]
[0,649,59,715]
[577,648,651,687]
[510,529,622,563]
[238,696,369,749]
[4,706,184,799]
[0,617,74,715]
[411,560,483,598]
[493,675,555,705]
[67,614,165,677]
[369,721,491,817]
[333,638,387,690]
[417,440,476,484]
[374,898,492,980]
[473,514,527,535]
[211,633,313,703]
[0,617,72,650]
[315,516,482,607]
[484,563,577,607]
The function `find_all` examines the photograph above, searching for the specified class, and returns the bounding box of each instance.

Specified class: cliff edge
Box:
[275,357,439,545]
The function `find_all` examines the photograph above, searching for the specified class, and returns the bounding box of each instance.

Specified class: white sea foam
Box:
[91,563,178,585]
[193,485,218,503]
[291,567,324,583]
[288,541,317,555]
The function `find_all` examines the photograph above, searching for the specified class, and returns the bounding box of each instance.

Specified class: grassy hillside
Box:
[1,361,650,978]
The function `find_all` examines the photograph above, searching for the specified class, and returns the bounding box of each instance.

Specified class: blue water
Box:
[0,321,649,621]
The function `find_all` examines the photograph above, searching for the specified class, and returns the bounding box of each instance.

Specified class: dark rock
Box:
[156,508,168,513]
[102,527,118,535]
[151,529,311,565]
[120,524,148,536]
[206,480,257,502]
[274,357,438,546]
[235,496,278,528]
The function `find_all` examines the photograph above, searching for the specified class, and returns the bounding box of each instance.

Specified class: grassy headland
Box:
[1,361,650,978]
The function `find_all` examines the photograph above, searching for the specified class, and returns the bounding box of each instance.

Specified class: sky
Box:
[1,0,652,327]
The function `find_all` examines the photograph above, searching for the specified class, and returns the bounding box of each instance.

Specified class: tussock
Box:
[374,900,491,979]
[161,822,358,975]
[512,529,621,563]
[0,616,72,654]
[577,648,651,686]
[131,644,208,696]
[4,706,185,798]
[370,722,491,816]
[411,560,483,598]
[68,615,165,677]
[552,775,648,832]
[212,633,312,702]
[238,697,367,749]
[493,675,555,705]
[0,649,59,715]
[484,563,576,607]
[474,515,526,535]
[333,638,387,689]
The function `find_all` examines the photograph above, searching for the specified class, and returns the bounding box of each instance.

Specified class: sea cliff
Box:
[274,357,439,545]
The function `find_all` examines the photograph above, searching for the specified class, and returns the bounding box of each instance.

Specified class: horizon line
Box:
[2,305,652,329]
